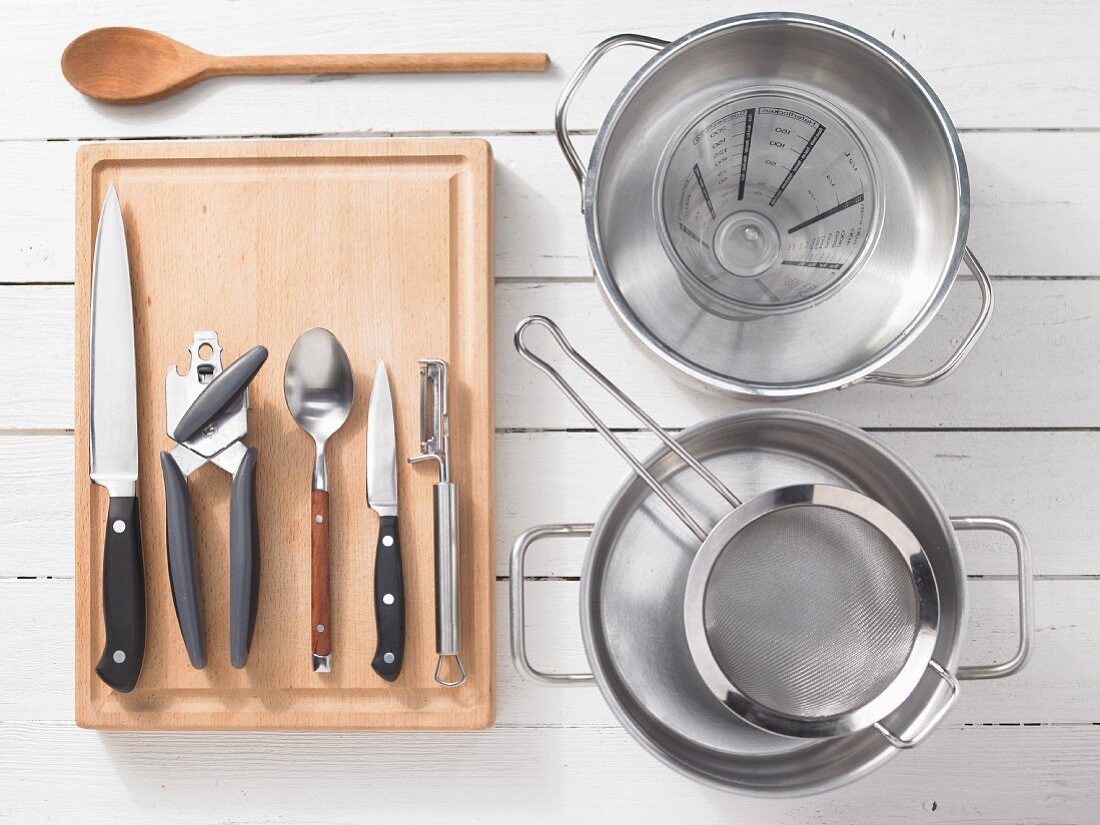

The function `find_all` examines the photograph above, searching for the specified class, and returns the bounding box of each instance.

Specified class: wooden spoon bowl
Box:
[62,28,213,104]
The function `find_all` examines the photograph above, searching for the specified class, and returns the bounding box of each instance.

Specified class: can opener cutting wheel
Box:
[409,359,466,687]
[160,331,268,669]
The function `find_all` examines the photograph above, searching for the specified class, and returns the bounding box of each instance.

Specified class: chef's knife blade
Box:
[89,184,146,692]
[367,360,404,681]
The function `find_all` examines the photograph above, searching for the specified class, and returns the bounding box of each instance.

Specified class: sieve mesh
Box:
[702,505,920,719]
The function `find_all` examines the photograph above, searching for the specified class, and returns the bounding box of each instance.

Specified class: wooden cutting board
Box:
[73,139,494,729]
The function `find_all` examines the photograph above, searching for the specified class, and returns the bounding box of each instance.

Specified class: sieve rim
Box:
[683,483,940,739]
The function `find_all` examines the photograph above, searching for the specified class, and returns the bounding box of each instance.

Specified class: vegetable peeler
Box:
[409,359,466,687]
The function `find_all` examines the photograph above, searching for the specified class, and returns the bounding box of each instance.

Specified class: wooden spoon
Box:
[61,27,550,104]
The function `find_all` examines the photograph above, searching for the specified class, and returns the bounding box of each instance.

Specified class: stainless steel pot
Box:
[557,14,993,397]
[510,410,1033,796]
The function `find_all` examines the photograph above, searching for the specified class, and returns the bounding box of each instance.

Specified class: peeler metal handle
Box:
[432,480,465,686]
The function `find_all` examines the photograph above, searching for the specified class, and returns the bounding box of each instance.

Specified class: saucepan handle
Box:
[861,247,994,388]
[556,34,668,205]
[510,524,595,685]
[875,515,1034,749]
[952,516,1035,679]
[874,660,959,749]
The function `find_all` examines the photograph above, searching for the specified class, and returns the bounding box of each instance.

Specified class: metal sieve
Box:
[514,315,953,744]
[683,484,946,741]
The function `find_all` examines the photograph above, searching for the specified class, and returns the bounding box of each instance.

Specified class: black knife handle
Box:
[371,515,405,681]
[94,496,146,693]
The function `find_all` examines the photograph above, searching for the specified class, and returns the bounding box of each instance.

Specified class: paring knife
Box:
[367,359,405,681]
[88,184,146,692]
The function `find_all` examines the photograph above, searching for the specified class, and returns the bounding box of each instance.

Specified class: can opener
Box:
[161,331,268,670]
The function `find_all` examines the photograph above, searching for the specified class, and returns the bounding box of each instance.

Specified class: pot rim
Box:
[582,12,970,398]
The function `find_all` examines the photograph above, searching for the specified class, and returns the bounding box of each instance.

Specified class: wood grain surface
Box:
[72,139,495,729]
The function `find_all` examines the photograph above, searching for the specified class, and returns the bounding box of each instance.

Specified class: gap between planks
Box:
[5,126,1100,144]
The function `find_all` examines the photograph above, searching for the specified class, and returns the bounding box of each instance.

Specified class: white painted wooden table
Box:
[2,1,1098,821]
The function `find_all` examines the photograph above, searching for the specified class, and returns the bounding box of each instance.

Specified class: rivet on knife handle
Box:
[94,496,146,691]
[409,359,466,687]
[371,514,405,681]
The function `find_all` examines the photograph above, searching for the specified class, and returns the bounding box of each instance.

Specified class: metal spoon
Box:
[284,328,354,673]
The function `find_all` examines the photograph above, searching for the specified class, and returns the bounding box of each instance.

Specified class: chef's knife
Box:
[367,360,405,681]
[89,184,146,692]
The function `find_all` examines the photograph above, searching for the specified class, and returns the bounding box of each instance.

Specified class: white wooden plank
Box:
[2,579,1094,727]
[494,279,1100,429]
[2,0,1099,139]
[0,287,73,429]
[0,718,1095,823]
[9,430,1095,578]
[5,280,1099,432]
[0,435,73,577]
[2,132,1099,283]
[496,430,1100,578]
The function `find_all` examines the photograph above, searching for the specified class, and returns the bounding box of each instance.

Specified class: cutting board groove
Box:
[74,139,494,729]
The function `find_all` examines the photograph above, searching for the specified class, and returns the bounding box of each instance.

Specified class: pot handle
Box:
[510,524,595,685]
[874,516,1034,749]
[953,516,1035,679]
[860,247,994,388]
[874,660,959,749]
[556,34,669,206]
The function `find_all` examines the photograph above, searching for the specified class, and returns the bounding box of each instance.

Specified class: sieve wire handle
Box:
[555,33,669,210]
[510,524,595,685]
[874,660,959,749]
[514,315,741,543]
[861,248,994,388]
[953,516,1035,679]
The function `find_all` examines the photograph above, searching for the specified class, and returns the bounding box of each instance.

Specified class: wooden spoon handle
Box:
[311,489,331,672]
[212,51,549,76]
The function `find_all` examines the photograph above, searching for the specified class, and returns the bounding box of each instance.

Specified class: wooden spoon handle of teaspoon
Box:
[311,490,331,672]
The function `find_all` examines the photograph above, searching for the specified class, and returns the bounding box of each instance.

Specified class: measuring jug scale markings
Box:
[658,89,881,315]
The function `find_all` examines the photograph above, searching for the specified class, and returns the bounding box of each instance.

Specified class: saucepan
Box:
[556,12,993,397]
[509,318,1034,796]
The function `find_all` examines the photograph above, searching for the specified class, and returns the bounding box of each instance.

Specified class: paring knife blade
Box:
[88,184,146,692]
[367,359,405,681]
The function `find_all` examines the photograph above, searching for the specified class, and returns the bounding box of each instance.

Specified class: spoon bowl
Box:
[62,27,210,104]
[284,327,354,489]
